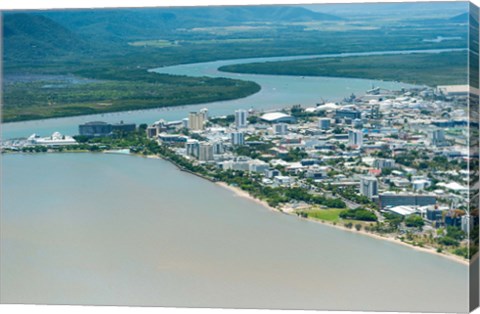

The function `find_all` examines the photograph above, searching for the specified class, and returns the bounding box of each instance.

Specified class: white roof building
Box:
[260,112,295,123]
[385,205,418,216]
[27,132,77,146]
[437,182,469,194]
[436,85,469,96]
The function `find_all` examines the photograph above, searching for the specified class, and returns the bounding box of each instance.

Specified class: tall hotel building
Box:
[348,130,363,148]
[360,176,378,199]
[235,109,248,129]
[188,112,205,130]
[231,132,245,146]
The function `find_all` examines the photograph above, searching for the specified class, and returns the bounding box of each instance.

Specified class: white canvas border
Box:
[1,1,479,314]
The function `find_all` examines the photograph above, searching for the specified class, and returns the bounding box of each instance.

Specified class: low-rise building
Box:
[274,175,292,186]
[379,193,436,209]
[159,134,188,144]
[79,121,112,137]
[27,132,77,146]
[111,121,136,133]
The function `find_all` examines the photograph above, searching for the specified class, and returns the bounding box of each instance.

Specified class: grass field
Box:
[301,208,344,222]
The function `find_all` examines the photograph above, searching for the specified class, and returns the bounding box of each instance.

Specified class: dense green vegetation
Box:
[326,185,375,206]
[404,214,425,228]
[3,5,469,122]
[394,151,467,171]
[3,7,466,65]
[339,208,378,221]
[207,176,347,208]
[3,71,260,122]
[219,51,468,87]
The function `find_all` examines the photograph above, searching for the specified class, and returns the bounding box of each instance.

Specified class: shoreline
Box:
[2,150,470,266]
[215,179,469,266]
[102,152,472,266]
[215,181,280,213]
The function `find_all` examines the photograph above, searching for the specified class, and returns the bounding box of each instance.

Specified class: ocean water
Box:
[0,153,469,312]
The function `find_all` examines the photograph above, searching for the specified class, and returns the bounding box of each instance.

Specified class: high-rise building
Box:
[235,109,248,129]
[370,105,380,119]
[182,118,189,129]
[212,141,224,154]
[429,129,446,146]
[199,143,214,162]
[348,130,363,148]
[231,132,245,146]
[360,176,378,199]
[186,139,200,158]
[200,108,209,120]
[188,112,205,130]
[318,118,331,130]
[273,123,288,135]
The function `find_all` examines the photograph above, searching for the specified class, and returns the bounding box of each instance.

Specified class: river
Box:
[0,49,470,312]
[1,48,464,140]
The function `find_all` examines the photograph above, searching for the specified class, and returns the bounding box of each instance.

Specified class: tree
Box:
[405,215,424,228]
[438,236,459,247]
[381,168,393,176]
[446,226,465,241]
[384,212,403,229]
[247,116,259,124]
[340,208,377,221]
[355,224,362,231]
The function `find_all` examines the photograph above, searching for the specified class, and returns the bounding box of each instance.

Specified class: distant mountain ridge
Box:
[3,6,342,61]
[3,6,340,60]
[3,13,90,61]
[37,6,342,40]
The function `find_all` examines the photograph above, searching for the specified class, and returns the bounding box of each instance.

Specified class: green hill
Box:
[3,13,90,61]
[39,6,341,41]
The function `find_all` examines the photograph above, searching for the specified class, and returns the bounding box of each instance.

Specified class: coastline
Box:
[215,179,469,266]
[216,181,280,213]
[2,151,470,266]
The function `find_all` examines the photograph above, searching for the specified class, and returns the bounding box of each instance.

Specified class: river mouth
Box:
[2,48,463,140]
